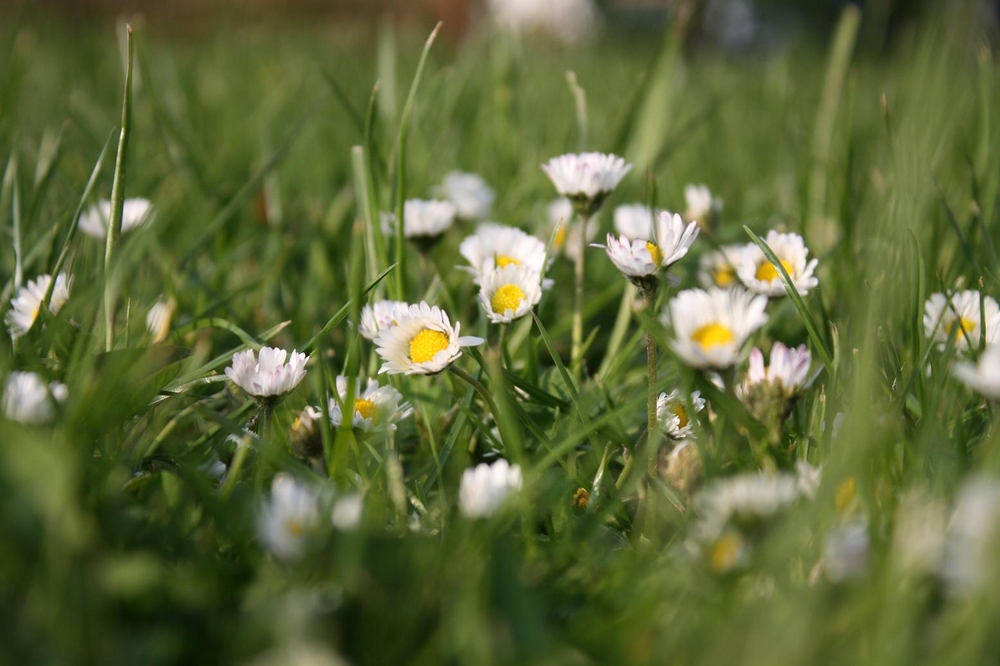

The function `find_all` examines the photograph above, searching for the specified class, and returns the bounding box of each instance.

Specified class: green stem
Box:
[449,365,502,426]
[571,212,590,376]
[221,437,250,500]
[646,328,658,478]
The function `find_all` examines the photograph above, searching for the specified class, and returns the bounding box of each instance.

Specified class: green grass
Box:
[2,4,1000,664]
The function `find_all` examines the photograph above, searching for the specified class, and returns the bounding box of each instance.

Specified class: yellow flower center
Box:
[573,487,590,510]
[671,403,689,429]
[709,532,744,573]
[495,254,520,269]
[554,225,567,249]
[646,241,664,265]
[285,518,308,537]
[353,398,377,421]
[409,328,450,364]
[491,284,526,315]
[948,316,976,342]
[835,477,856,514]
[755,258,794,282]
[691,322,736,351]
[714,265,736,287]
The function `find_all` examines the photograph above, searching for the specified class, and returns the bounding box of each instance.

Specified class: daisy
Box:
[331,493,364,531]
[459,458,523,519]
[666,287,769,369]
[698,245,744,289]
[656,389,706,439]
[358,300,410,341]
[289,405,323,459]
[6,273,71,340]
[146,297,175,343]
[954,344,1000,398]
[693,471,802,542]
[795,460,823,500]
[683,184,722,225]
[374,302,483,375]
[382,199,457,245]
[478,264,544,323]
[487,0,601,45]
[940,476,1000,593]
[225,347,308,400]
[594,211,698,289]
[613,203,656,239]
[459,223,549,279]
[737,342,812,399]
[734,230,819,297]
[3,371,67,424]
[541,152,632,215]
[547,198,599,261]
[329,375,412,432]
[823,520,871,582]
[436,171,494,220]
[658,439,703,494]
[258,474,319,561]
[78,198,155,239]
[924,290,1000,351]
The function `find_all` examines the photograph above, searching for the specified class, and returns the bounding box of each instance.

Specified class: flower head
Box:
[478,264,544,324]
[698,245,744,289]
[924,290,1000,351]
[737,342,812,401]
[358,300,410,341]
[666,287,769,369]
[541,152,631,214]
[734,230,818,297]
[954,344,1000,399]
[225,347,308,399]
[595,211,698,287]
[382,199,457,242]
[683,184,722,225]
[613,203,656,239]
[331,493,364,531]
[656,390,706,439]
[3,371,67,424]
[146,297,175,343]
[258,474,319,561]
[329,376,412,432]
[547,198,598,262]
[693,471,803,542]
[459,223,549,280]
[941,476,1000,593]
[6,273,71,340]
[374,302,483,375]
[78,198,155,239]
[436,171,494,220]
[459,459,523,519]
[487,0,601,45]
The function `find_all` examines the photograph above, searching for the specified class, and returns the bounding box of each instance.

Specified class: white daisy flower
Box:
[824,520,871,582]
[541,152,632,214]
[459,223,549,279]
[374,302,484,375]
[892,491,946,575]
[459,458,523,519]
[6,273,71,340]
[613,203,656,239]
[954,344,1000,398]
[436,171,495,220]
[698,244,744,289]
[487,0,601,45]
[924,290,1000,351]
[3,371,67,424]
[225,347,308,399]
[258,474,319,561]
[331,493,364,531]
[941,476,1000,593]
[329,375,412,432]
[737,342,812,399]
[146,297,175,344]
[478,264,544,324]
[546,198,599,262]
[382,199,457,240]
[795,460,823,500]
[693,471,802,542]
[358,300,410,341]
[683,184,722,224]
[656,389,706,439]
[595,211,699,284]
[666,287,769,369]
[78,198,155,239]
[734,230,819,297]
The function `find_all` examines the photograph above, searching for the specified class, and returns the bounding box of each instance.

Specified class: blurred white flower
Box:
[541,152,631,214]
[6,273,71,340]
[331,493,363,531]
[459,223,549,280]
[478,264,544,324]
[795,460,822,500]
[734,230,819,297]
[954,344,1000,398]
[258,474,319,561]
[78,197,155,239]
[358,300,410,341]
[381,199,457,240]
[683,184,722,224]
[146,297,175,343]
[487,0,601,45]
[374,302,483,375]
[613,204,656,239]
[824,520,870,583]
[665,287,769,369]
[459,459,523,519]
[892,491,945,575]
[225,347,308,399]
[737,342,812,400]
[924,290,1000,351]
[656,389,705,439]
[329,376,411,432]
[3,371,67,424]
[436,171,494,220]
[941,476,1000,593]
[547,198,599,262]
[698,244,744,289]
[694,471,803,542]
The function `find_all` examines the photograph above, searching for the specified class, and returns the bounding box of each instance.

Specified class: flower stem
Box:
[571,212,589,376]
[646,327,658,478]
[449,365,501,426]
[220,438,249,500]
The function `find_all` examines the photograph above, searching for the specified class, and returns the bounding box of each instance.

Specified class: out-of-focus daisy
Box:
[656,389,706,439]
[541,152,631,215]
[594,211,698,291]
[382,199,457,249]
[290,405,323,459]
[737,342,812,401]
[225,347,308,400]
[329,375,412,432]
[436,171,494,220]
[954,344,1000,398]
[358,300,410,341]
[698,245,744,289]
[146,297,175,343]
[693,471,802,542]
[374,302,483,375]
[823,520,871,582]
[487,0,601,45]
[924,290,1000,351]
[795,460,823,500]
[459,223,549,279]
[659,440,703,495]
[258,474,319,561]
[3,371,67,424]
[78,197,155,239]
[547,198,598,262]
[478,264,544,324]
[940,476,1000,593]
[892,491,946,575]
[665,287,769,369]
[331,493,363,531]
[459,458,523,519]
[613,203,656,239]
[6,273,71,340]
[734,230,818,297]
[683,184,722,226]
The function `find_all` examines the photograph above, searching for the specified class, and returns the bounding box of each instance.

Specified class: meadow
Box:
[2,3,1000,664]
